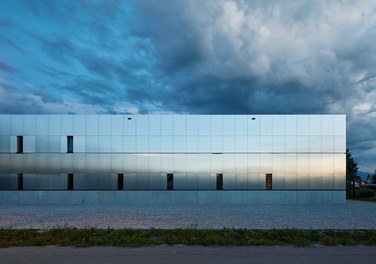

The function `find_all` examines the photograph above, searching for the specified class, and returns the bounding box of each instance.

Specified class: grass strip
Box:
[0,228,376,248]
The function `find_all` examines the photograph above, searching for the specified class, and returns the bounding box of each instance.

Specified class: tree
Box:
[371,169,376,184]
[346,148,358,182]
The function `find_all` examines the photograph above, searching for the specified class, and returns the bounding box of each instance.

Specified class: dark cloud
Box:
[0,0,375,172]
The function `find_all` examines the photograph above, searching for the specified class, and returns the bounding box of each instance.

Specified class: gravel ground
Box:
[0,200,375,229]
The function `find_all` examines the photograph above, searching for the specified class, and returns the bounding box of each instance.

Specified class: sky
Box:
[0,0,375,173]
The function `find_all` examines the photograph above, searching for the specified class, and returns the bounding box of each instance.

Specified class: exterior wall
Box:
[0,115,346,192]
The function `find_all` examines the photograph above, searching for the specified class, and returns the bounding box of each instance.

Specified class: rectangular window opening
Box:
[167,173,173,191]
[17,136,23,153]
[117,173,124,190]
[67,173,73,190]
[17,173,23,190]
[67,136,73,153]
[216,173,223,190]
[266,173,272,190]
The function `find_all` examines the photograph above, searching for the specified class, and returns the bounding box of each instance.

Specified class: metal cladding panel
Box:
[223,154,235,173]
[98,154,111,174]
[334,135,346,153]
[210,154,222,173]
[260,136,272,153]
[198,154,211,173]
[272,136,284,152]
[149,115,161,136]
[61,115,74,135]
[11,115,23,135]
[310,173,322,189]
[148,173,161,190]
[36,115,49,136]
[322,136,334,152]
[111,136,124,152]
[248,115,260,136]
[124,173,136,190]
[260,115,272,136]
[161,115,173,136]
[111,154,123,173]
[86,154,99,174]
[248,136,260,152]
[247,154,260,173]
[0,174,15,190]
[285,136,297,152]
[173,154,185,173]
[0,115,11,135]
[136,136,148,152]
[272,154,284,173]
[210,115,222,136]
[86,115,99,136]
[136,173,148,190]
[297,173,310,189]
[174,173,186,190]
[60,154,73,173]
[99,115,111,135]
[198,136,210,152]
[124,116,136,136]
[73,115,86,135]
[124,154,137,173]
[186,115,198,136]
[223,136,235,152]
[285,173,297,189]
[0,136,10,153]
[174,115,186,136]
[297,136,309,152]
[322,115,334,135]
[149,136,161,153]
[186,173,198,190]
[235,173,248,190]
[48,116,61,136]
[297,115,309,135]
[236,136,247,152]
[86,136,99,152]
[198,173,213,190]
[223,115,235,136]
[111,115,123,136]
[223,173,235,190]
[185,154,198,173]
[284,115,297,136]
[23,115,36,136]
[210,136,222,153]
[48,154,61,173]
[272,115,284,136]
[136,115,149,136]
[334,115,346,136]
[48,136,61,152]
[149,155,161,174]
[0,153,11,173]
[273,173,285,189]
[235,115,248,136]
[309,115,322,136]
[11,154,23,173]
[23,154,35,173]
[198,115,210,136]
[124,136,136,152]
[24,136,35,153]
[98,136,111,153]
[248,173,260,189]
[309,136,321,153]
[174,136,186,152]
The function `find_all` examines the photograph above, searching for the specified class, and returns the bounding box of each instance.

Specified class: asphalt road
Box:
[1,245,375,264]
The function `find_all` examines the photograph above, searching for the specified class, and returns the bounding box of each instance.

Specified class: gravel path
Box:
[0,200,375,229]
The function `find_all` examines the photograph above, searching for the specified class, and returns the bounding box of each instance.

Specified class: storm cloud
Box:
[0,0,375,172]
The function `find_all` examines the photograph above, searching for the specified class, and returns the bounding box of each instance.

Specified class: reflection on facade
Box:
[0,115,346,191]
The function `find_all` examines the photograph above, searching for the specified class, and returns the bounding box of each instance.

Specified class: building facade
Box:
[0,114,346,204]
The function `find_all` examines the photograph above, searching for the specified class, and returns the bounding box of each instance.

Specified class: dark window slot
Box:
[67,136,73,153]
[167,174,173,191]
[17,136,23,153]
[117,174,124,190]
[266,173,272,190]
[17,173,23,190]
[67,173,73,190]
[216,173,223,190]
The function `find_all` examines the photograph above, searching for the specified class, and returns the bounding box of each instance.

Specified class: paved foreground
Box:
[1,246,376,264]
[0,200,375,229]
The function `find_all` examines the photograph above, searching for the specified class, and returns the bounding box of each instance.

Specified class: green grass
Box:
[0,228,376,248]
[354,196,376,202]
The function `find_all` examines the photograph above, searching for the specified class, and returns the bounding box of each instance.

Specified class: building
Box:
[0,114,346,204]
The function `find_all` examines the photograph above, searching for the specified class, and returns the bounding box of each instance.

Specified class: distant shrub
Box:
[356,188,375,198]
